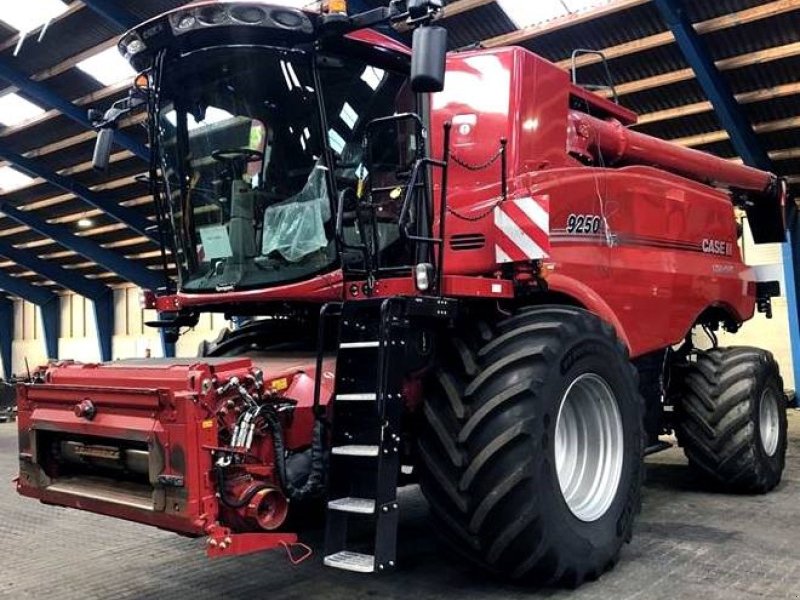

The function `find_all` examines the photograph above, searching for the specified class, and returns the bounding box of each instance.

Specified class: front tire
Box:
[417,306,644,586]
[676,347,786,493]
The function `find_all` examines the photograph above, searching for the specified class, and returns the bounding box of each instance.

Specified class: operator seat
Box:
[228,179,257,263]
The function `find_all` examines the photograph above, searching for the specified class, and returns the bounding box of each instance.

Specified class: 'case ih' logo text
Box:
[702,239,733,256]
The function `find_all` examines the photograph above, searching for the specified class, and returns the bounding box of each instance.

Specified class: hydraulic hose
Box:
[263,409,327,502]
[214,467,271,509]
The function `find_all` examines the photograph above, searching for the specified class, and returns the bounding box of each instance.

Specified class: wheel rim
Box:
[555,373,625,522]
[759,388,781,457]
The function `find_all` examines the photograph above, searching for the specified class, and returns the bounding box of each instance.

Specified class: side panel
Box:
[532,167,755,357]
[431,47,572,277]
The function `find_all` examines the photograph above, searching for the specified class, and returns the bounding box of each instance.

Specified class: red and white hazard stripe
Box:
[494,196,550,263]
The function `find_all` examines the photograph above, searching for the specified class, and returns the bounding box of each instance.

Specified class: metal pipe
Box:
[568,110,775,192]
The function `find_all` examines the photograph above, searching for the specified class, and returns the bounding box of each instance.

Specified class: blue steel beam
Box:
[654,0,800,391]
[0,271,59,359]
[0,298,11,378]
[0,142,155,239]
[0,59,148,160]
[81,0,141,31]
[0,239,114,361]
[0,239,109,299]
[0,202,167,292]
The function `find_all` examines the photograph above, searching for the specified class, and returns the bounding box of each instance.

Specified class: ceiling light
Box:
[77,217,94,229]
[77,47,136,87]
[0,166,35,192]
[0,0,68,33]
[0,93,45,126]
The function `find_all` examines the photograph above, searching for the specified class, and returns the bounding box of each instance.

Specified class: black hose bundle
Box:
[263,409,327,502]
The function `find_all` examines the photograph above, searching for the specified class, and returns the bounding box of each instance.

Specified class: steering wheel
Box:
[211,148,264,179]
[212,148,264,164]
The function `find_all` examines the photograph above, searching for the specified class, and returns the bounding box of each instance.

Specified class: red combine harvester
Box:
[16,0,789,586]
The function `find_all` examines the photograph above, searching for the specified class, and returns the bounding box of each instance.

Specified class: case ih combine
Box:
[15,0,789,587]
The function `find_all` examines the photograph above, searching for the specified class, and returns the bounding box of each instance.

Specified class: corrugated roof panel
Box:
[745,95,800,124]
[620,79,706,115]
[757,130,800,155]
[446,3,516,49]
[684,0,769,22]
[40,69,106,104]
[520,2,665,62]
[693,139,736,159]
[577,44,687,87]
[0,8,117,75]
[703,13,800,61]
[636,112,722,141]
[124,0,189,22]
[725,54,800,95]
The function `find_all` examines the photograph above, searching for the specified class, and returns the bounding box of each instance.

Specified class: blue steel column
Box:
[0,239,115,361]
[94,291,114,362]
[39,298,59,359]
[0,271,59,360]
[0,298,12,378]
[654,0,800,391]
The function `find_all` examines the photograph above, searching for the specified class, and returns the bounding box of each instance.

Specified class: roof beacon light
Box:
[325,0,347,15]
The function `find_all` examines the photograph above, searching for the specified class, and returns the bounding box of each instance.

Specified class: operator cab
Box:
[90,1,449,300]
[157,44,416,292]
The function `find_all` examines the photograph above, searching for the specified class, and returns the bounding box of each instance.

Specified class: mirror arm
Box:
[145,312,199,329]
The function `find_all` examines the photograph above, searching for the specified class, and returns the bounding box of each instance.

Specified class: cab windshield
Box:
[157,45,409,292]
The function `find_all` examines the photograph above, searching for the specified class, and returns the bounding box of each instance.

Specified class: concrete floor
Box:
[3,415,800,600]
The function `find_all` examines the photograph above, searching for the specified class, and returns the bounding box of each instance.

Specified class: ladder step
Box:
[339,341,380,349]
[328,497,376,514]
[336,393,377,402]
[332,445,380,457]
[324,550,375,573]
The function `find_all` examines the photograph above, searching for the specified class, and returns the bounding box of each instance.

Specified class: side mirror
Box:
[89,92,146,171]
[365,114,423,177]
[92,128,115,172]
[411,25,447,93]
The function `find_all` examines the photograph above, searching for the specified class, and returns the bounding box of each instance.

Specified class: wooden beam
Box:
[441,0,494,19]
[637,81,800,125]
[670,115,800,148]
[606,40,800,98]
[727,147,800,164]
[769,147,800,161]
[0,113,146,171]
[482,0,650,48]
[557,0,800,70]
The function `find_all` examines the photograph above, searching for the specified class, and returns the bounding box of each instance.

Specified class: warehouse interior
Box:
[1,0,798,383]
[3,0,800,598]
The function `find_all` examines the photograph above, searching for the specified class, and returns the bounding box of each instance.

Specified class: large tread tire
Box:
[417,306,644,587]
[676,347,786,493]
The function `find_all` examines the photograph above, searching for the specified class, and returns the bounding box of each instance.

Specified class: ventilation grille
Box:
[449,233,486,251]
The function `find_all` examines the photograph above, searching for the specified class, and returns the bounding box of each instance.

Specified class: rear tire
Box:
[417,306,644,586]
[676,347,786,493]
